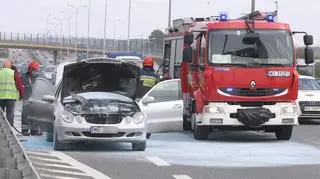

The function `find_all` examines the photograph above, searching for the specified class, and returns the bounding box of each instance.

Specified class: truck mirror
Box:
[184,34,194,45]
[183,47,192,62]
[304,47,315,64]
[303,35,313,46]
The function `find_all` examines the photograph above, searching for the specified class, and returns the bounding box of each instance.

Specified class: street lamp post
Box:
[251,0,255,13]
[68,4,87,61]
[60,12,73,59]
[46,14,52,36]
[54,17,65,62]
[127,0,131,52]
[87,0,91,58]
[103,0,108,56]
[275,1,279,21]
[168,0,172,28]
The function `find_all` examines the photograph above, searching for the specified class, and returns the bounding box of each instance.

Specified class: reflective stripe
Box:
[140,75,157,88]
[0,68,19,100]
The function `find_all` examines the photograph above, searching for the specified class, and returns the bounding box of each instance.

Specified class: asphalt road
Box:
[12,102,320,179]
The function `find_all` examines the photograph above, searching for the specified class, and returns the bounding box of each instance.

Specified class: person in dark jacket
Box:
[21,60,42,136]
[136,56,159,99]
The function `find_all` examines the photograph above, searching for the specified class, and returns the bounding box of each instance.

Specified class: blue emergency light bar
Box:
[266,14,275,22]
[219,12,228,21]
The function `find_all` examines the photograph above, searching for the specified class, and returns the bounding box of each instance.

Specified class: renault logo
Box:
[250,80,256,89]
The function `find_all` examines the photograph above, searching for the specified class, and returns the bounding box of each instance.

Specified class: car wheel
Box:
[275,126,293,140]
[183,115,191,131]
[132,141,146,151]
[53,129,65,151]
[194,124,209,140]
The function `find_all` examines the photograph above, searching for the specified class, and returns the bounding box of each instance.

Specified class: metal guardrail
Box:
[0,109,40,179]
[0,32,164,58]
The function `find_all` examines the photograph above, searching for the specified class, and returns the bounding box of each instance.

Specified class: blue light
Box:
[266,15,274,22]
[219,12,228,22]
[226,88,233,92]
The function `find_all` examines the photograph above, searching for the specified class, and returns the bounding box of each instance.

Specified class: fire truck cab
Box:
[162,11,315,140]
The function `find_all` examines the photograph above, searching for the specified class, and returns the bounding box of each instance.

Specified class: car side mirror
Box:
[41,95,55,103]
[142,96,155,104]
[183,47,192,62]
[303,35,313,46]
[184,34,194,45]
[304,47,315,64]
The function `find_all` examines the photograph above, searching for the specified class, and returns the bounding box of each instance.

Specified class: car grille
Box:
[299,101,320,114]
[83,132,125,138]
[83,114,123,124]
[220,88,286,97]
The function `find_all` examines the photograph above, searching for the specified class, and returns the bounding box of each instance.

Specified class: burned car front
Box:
[53,58,147,151]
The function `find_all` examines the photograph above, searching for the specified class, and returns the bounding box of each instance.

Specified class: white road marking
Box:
[37,167,91,177]
[39,173,85,179]
[28,155,62,163]
[52,151,111,179]
[146,156,171,166]
[32,161,78,171]
[173,175,193,179]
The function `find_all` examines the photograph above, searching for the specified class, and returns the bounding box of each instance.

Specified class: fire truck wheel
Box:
[194,124,209,140]
[275,126,293,140]
[183,115,192,131]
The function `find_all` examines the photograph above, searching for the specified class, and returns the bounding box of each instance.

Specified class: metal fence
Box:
[0,109,40,179]
[0,32,164,57]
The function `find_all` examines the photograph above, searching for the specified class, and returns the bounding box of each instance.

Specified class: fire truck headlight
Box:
[204,106,224,114]
[281,106,297,114]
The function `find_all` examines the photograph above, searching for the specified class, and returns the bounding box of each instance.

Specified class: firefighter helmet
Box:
[28,60,40,72]
[143,56,154,67]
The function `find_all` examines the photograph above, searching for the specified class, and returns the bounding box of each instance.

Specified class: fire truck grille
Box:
[220,88,286,97]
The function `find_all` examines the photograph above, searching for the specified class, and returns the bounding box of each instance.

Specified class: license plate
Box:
[304,106,320,111]
[90,126,118,134]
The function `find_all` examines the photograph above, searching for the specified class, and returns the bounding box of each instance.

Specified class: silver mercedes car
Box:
[27,58,147,151]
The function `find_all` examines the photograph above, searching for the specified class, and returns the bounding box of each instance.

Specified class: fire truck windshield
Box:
[208,29,294,67]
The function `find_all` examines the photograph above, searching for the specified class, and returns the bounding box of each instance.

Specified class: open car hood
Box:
[61,58,140,100]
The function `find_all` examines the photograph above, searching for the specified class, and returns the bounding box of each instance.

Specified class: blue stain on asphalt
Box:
[19,134,53,151]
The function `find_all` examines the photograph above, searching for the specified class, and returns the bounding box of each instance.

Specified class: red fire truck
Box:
[161,11,314,140]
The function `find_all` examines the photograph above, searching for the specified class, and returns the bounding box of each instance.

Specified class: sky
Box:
[0,0,318,46]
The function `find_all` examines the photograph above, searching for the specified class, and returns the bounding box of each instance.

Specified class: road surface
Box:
[12,102,320,179]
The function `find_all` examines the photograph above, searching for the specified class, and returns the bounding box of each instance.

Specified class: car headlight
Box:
[62,110,75,123]
[133,112,144,124]
[75,115,84,124]
[123,116,133,124]
[281,106,296,113]
[203,106,224,113]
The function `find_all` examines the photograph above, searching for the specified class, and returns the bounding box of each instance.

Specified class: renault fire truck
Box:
[161,11,315,140]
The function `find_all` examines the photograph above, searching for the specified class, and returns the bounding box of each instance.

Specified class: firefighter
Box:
[21,60,42,136]
[0,60,24,127]
[136,56,159,98]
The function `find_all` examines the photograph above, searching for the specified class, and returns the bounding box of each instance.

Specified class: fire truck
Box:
[161,11,315,140]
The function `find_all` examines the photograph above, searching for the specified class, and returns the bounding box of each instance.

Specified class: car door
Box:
[27,77,55,123]
[139,79,183,133]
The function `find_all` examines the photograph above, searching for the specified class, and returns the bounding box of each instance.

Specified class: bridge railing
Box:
[0,32,164,57]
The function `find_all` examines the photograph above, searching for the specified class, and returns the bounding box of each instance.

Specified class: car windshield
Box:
[208,30,294,67]
[299,78,320,90]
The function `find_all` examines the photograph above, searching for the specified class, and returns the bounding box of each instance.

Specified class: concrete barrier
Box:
[0,109,40,179]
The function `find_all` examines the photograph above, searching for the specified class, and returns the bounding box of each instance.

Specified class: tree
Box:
[149,29,164,41]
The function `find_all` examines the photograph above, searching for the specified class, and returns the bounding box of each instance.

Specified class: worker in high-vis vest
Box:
[136,56,159,99]
[0,60,24,127]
